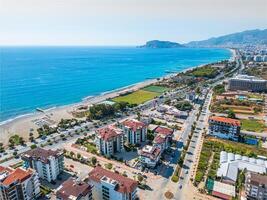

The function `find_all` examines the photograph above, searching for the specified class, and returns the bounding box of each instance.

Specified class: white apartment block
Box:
[0,166,40,200]
[121,119,147,145]
[21,147,64,183]
[89,166,138,200]
[139,145,161,168]
[208,116,241,141]
[95,125,124,157]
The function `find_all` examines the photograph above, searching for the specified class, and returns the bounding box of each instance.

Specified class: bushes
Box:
[171,175,179,183]
[213,84,225,95]
[174,101,193,111]
[105,163,113,170]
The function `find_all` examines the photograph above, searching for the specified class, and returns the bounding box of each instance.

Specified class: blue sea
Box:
[0,46,231,122]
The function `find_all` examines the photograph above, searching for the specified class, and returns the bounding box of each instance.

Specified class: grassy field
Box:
[112,90,159,105]
[241,119,266,133]
[142,85,169,93]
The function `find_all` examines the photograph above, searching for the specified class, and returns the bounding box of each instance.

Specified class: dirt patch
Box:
[165,191,174,199]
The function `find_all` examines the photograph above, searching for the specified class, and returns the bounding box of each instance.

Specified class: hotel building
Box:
[95,125,124,157]
[121,119,147,145]
[21,147,64,183]
[56,177,93,200]
[228,75,267,92]
[0,166,40,200]
[208,116,241,141]
[88,166,138,200]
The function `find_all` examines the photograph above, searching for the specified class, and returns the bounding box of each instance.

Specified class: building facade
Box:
[153,126,174,151]
[228,75,267,92]
[208,116,241,141]
[121,119,147,145]
[0,166,40,200]
[95,125,124,157]
[56,177,93,200]
[88,166,138,200]
[139,145,161,168]
[21,147,64,183]
[245,172,267,200]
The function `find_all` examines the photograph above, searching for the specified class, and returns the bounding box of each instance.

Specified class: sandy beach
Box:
[0,78,158,146]
[0,49,234,146]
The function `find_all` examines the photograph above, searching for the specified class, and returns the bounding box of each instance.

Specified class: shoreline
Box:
[0,49,234,145]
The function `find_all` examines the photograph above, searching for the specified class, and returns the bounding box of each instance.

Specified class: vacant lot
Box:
[142,85,169,93]
[112,90,158,105]
[241,119,266,133]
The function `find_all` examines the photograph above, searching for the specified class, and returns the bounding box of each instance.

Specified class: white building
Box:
[153,126,174,151]
[211,181,236,200]
[56,177,93,200]
[217,151,267,184]
[208,116,241,141]
[228,75,267,92]
[95,125,124,157]
[121,119,147,145]
[139,145,161,168]
[88,166,138,200]
[254,55,262,62]
[0,166,40,200]
[21,147,64,183]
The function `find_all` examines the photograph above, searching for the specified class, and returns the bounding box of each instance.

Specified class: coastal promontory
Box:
[139,40,185,48]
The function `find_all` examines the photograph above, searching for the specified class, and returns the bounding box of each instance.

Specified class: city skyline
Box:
[0,0,267,46]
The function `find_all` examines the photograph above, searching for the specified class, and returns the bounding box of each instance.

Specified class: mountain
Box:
[186,29,267,47]
[139,40,185,48]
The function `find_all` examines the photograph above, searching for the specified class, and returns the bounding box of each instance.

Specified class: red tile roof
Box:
[0,166,6,173]
[96,125,123,141]
[212,191,232,200]
[1,168,33,186]
[154,126,174,136]
[22,147,63,164]
[209,116,241,126]
[89,166,138,194]
[153,134,166,144]
[56,177,92,200]
[122,119,146,131]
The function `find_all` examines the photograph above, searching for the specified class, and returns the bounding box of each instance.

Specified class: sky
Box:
[0,0,266,46]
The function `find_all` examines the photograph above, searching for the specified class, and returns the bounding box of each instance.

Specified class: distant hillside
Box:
[186,29,267,47]
[139,40,185,48]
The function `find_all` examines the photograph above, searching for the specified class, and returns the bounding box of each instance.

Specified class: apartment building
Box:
[208,116,241,141]
[139,145,161,168]
[95,125,124,157]
[153,126,174,151]
[121,119,147,145]
[21,147,64,183]
[0,166,40,200]
[245,172,267,200]
[56,177,93,200]
[88,166,138,200]
[228,75,267,92]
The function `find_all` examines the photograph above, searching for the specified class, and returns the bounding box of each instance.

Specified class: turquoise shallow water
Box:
[0,46,231,122]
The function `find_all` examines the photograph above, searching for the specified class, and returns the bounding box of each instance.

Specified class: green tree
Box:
[91,156,97,165]
[137,175,144,183]
[0,143,5,153]
[227,109,236,119]
[70,151,75,158]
